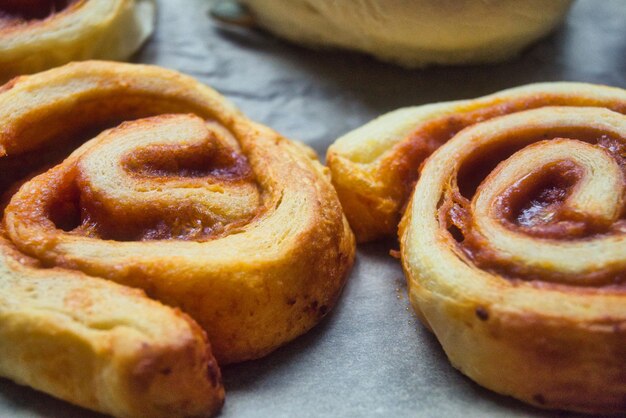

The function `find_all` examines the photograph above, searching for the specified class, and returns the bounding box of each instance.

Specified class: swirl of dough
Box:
[0,61,354,417]
[327,82,626,242]
[0,0,155,82]
[400,106,626,414]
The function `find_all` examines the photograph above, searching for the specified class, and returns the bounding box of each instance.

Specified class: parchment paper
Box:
[1,0,625,416]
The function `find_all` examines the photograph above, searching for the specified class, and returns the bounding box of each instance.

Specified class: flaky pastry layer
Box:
[328,82,626,242]
[400,105,626,414]
[0,61,355,417]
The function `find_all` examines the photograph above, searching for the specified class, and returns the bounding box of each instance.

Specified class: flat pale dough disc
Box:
[242,0,573,67]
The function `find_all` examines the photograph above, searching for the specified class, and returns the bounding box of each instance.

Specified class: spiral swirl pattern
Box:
[400,105,626,414]
[328,82,626,242]
[0,61,354,417]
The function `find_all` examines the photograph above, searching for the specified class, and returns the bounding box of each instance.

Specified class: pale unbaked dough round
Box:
[241,0,573,67]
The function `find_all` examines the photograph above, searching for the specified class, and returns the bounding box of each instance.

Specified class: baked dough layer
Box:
[399,106,626,414]
[329,82,626,413]
[0,61,355,416]
[0,234,224,418]
[241,0,573,67]
[0,0,155,82]
[328,82,626,242]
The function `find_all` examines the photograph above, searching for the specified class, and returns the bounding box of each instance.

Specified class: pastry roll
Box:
[399,105,626,413]
[328,83,626,242]
[238,0,573,67]
[0,61,355,416]
[0,0,155,82]
[329,83,626,413]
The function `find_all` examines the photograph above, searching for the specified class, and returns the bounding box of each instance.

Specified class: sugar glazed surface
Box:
[0,62,355,418]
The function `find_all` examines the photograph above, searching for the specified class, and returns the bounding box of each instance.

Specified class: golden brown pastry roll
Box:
[0,61,355,417]
[399,105,626,414]
[328,83,626,242]
[0,0,155,82]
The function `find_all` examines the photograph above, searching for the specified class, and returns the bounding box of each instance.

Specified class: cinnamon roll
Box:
[0,61,355,417]
[399,105,626,413]
[328,83,626,242]
[0,0,155,82]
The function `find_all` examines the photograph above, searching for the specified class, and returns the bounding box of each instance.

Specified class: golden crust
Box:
[328,82,626,242]
[0,61,355,416]
[0,0,155,82]
[398,103,626,414]
[0,232,224,418]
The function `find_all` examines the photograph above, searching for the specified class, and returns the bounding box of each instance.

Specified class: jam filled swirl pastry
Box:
[0,0,155,82]
[327,83,626,242]
[0,61,355,417]
[400,106,626,414]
